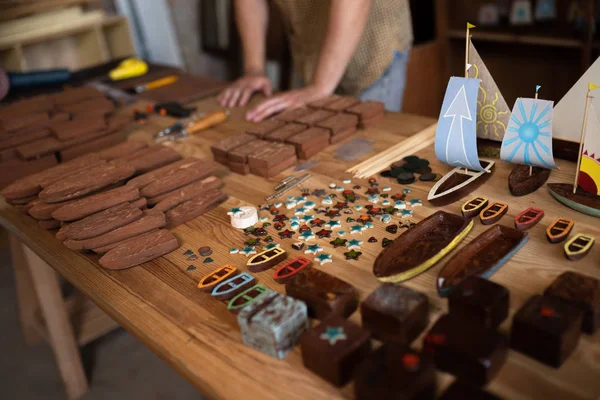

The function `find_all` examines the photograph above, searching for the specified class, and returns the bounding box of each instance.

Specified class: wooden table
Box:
[2,96,600,400]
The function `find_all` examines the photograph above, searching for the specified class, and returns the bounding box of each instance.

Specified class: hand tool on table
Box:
[109,58,149,81]
[154,110,229,143]
[128,75,178,94]
[266,174,312,201]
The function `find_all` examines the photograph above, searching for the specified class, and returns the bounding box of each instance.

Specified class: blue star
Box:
[403,188,411,194]
[410,199,422,207]
[295,207,307,215]
[319,326,347,345]
[364,222,374,229]
[295,196,306,204]
[304,201,316,209]
[381,200,391,206]
[354,205,363,211]
[265,243,280,250]
[286,200,297,209]
[380,214,392,224]
[336,186,344,192]
[347,239,362,250]
[368,194,380,204]
[322,197,333,205]
[343,178,351,184]
[350,224,365,234]
[229,248,239,254]
[240,246,257,256]
[227,207,243,216]
[383,186,391,192]
[399,209,413,218]
[290,216,300,222]
[327,220,341,229]
[302,214,315,223]
[274,202,282,208]
[337,231,347,237]
[305,244,323,255]
[394,200,406,209]
[316,253,333,265]
[290,221,300,230]
[300,230,316,241]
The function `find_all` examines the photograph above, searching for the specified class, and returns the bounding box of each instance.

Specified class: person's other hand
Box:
[245,84,330,122]
[218,72,272,108]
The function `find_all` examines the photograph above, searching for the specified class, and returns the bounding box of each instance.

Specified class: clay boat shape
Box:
[546,217,574,244]
[273,256,312,284]
[197,265,238,292]
[437,224,528,296]
[373,211,473,283]
[514,207,544,231]
[211,272,256,301]
[461,196,489,218]
[548,183,600,218]
[246,247,287,272]
[479,201,508,225]
[508,164,551,196]
[564,233,595,261]
[427,160,495,206]
[227,284,271,314]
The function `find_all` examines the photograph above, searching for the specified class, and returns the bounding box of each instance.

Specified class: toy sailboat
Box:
[500,86,558,196]
[428,24,495,206]
[548,83,600,217]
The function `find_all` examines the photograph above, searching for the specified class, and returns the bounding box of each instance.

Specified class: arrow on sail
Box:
[443,85,474,169]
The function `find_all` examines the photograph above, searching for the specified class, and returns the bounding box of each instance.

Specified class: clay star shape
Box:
[312,189,327,197]
[410,199,423,207]
[316,229,333,238]
[354,205,363,211]
[337,231,347,237]
[293,196,305,204]
[290,221,300,230]
[399,209,413,218]
[326,220,341,229]
[322,197,333,205]
[343,209,353,215]
[299,224,311,233]
[270,207,280,215]
[240,246,257,256]
[287,196,296,201]
[286,200,297,209]
[350,225,365,234]
[305,244,323,255]
[295,207,307,215]
[310,218,326,227]
[265,243,280,250]
[392,193,406,201]
[259,216,268,222]
[329,237,347,248]
[229,248,239,254]
[364,222,374,229]
[316,207,329,214]
[320,326,347,345]
[394,200,407,209]
[367,207,382,216]
[366,188,380,195]
[344,250,362,260]
[343,178,352,184]
[347,239,362,250]
[358,215,373,224]
[227,207,243,216]
[334,201,348,209]
[304,201,316,210]
[264,235,274,243]
[326,209,341,218]
[380,214,392,224]
[383,206,396,215]
[302,214,315,223]
[315,253,333,265]
[273,215,289,222]
[278,229,295,239]
[403,188,411,194]
[245,238,261,247]
[259,204,271,211]
[290,215,300,222]
[383,186,391,192]
[368,194,380,204]
[300,230,316,241]
[274,202,282,208]
[382,200,391,206]
[336,186,344,191]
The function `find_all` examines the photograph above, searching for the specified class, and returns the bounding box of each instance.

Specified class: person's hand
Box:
[245,84,330,122]
[218,72,272,108]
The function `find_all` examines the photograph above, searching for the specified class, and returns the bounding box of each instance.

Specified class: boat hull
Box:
[546,217,574,244]
[514,207,544,231]
[428,160,495,206]
[461,196,489,218]
[509,165,551,196]
[197,265,237,292]
[247,247,287,272]
[564,234,595,261]
[479,202,508,225]
[548,183,600,218]
[437,225,528,296]
[273,256,312,284]
[227,284,271,314]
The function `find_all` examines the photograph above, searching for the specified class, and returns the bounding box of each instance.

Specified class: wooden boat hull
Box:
[437,225,528,296]
[479,202,508,225]
[548,183,600,218]
[373,211,473,283]
[273,256,312,284]
[514,207,544,231]
[247,247,287,272]
[212,272,256,301]
[546,217,574,243]
[564,234,595,261]
[509,165,551,197]
[227,284,271,314]
[197,265,237,292]
[428,160,495,206]
[461,196,489,218]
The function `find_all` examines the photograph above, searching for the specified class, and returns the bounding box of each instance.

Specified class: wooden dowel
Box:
[573,91,592,193]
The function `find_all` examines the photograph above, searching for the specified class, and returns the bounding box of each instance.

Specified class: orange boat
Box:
[545,217,574,244]
[479,202,508,225]
[197,265,237,292]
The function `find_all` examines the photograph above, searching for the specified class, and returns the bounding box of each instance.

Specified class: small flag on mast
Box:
[589,83,600,91]
[466,63,473,72]
[536,85,542,93]
[467,22,476,29]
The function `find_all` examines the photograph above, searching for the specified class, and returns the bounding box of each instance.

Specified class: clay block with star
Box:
[317,113,359,136]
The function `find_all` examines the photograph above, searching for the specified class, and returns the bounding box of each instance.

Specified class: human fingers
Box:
[248,99,289,122]
[239,88,254,107]
[226,87,243,108]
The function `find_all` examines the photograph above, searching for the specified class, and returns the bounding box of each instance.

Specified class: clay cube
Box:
[300,316,371,386]
[510,295,582,368]
[423,314,508,385]
[265,122,307,142]
[245,119,285,138]
[361,283,429,343]
[447,276,509,329]
[238,291,308,359]
[355,343,436,400]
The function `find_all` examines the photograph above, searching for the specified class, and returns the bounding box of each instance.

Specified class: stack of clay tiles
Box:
[0,86,131,189]
[210,96,384,177]
[1,140,227,271]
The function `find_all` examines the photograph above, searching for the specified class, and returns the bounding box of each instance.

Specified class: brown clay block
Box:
[92,229,160,254]
[126,158,201,190]
[229,161,250,175]
[56,224,69,241]
[294,109,336,126]
[210,134,255,159]
[323,97,361,112]
[165,190,227,228]
[9,194,38,205]
[38,154,105,189]
[359,113,385,129]
[99,229,179,270]
[59,127,117,149]
[0,128,52,151]
[64,212,166,251]
[140,159,217,198]
[0,148,17,162]
[52,186,139,222]
[0,96,52,121]
[330,127,358,144]
[50,115,106,141]
[308,95,342,109]
[96,141,148,161]
[60,97,114,115]
[17,137,65,160]
[22,198,41,213]
[214,154,229,166]
[272,107,312,123]
[132,197,147,209]
[38,219,61,230]
[51,112,70,124]
[0,154,58,192]
[62,202,143,240]
[50,86,103,106]
[151,176,224,211]
[126,145,182,174]
[227,139,265,163]
[298,146,322,160]
[265,122,307,142]
[2,112,50,134]
[286,127,330,152]
[246,119,286,138]
[39,161,135,203]
[250,154,297,178]
[317,113,359,136]
[247,142,296,170]
[29,201,68,220]
[345,101,385,121]
[106,114,131,131]
[59,130,128,162]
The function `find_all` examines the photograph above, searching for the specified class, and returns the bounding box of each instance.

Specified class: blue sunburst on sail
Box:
[500,98,557,169]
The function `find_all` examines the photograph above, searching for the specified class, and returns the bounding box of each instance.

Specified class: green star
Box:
[344,250,362,260]
[329,237,347,248]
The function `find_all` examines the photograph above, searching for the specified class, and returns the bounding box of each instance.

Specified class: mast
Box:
[573,83,598,193]
[465,23,475,78]
[530,85,542,176]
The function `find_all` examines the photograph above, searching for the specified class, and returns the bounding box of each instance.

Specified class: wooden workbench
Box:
[2,96,599,400]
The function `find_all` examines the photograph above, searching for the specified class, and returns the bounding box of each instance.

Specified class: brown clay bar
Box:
[151,176,224,212]
[61,202,143,241]
[52,186,140,222]
[140,159,217,198]
[60,97,114,115]
[96,141,148,160]
[264,122,307,142]
[0,96,52,121]
[126,145,182,174]
[245,119,285,138]
[210,134,255,159]
[249,154,297,178]
[247,142,296,170]
[50,116,106,141]
[307,95,342,109]
[323,97,361,112]
[317,113,359,136]
[345,101,385,121]
[165,189,227,228]
[294,109,336,126]
[329,127,357,144]
[9,194,38,205]
[57,127,117,150]
[29,201,69,221]
[59,130,128,162]
[229,161,250,175]
[126,158,201,190]
[272,107,312,123]
[50,86,104,106]
[38,219,62,230]
[2,112,50,134]
[131,197,147,209]
[227,139,266,164]
[92,229,160,255]
[285,127,330,152]
[17,137,64,160]
[0,128,52,151]
[99,229,179,270]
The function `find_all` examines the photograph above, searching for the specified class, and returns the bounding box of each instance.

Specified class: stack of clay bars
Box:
[1,141,227,270]
[211,96,384,177]
[0,86,132,189]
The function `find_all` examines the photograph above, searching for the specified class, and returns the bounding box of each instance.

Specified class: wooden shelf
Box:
[447,29,583,49]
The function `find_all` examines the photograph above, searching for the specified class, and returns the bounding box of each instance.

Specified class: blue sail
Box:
[435,77,485,171]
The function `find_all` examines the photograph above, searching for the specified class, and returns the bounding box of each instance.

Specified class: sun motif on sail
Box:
[472,64,508,139]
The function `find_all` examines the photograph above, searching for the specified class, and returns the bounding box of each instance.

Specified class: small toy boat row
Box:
[461,196,488,218]
[273,256,312,284]
[546,217,574,243]
[564,233,595,261]
[514,207,544,231]
[247,247,286,272]
[479,202,508,225]
[197,265,257,301]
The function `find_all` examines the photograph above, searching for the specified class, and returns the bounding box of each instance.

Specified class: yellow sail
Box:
[578,102,600,195]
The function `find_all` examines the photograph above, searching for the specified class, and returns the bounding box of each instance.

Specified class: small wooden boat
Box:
[428,161,495,206]
[564,233,595,261]
[514,207,544,231]
[508,165,552,196]
[212,272,256,301]
[546,217,574,243]
[461,196,489,218]
[247,247,287,272]
[197,265,237,292]
[548,183,600,218]
[479,202,508,225]
[227,284,271,314]
[373,211,473,283]
[437,225,528,296]
[273,256,312,284]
